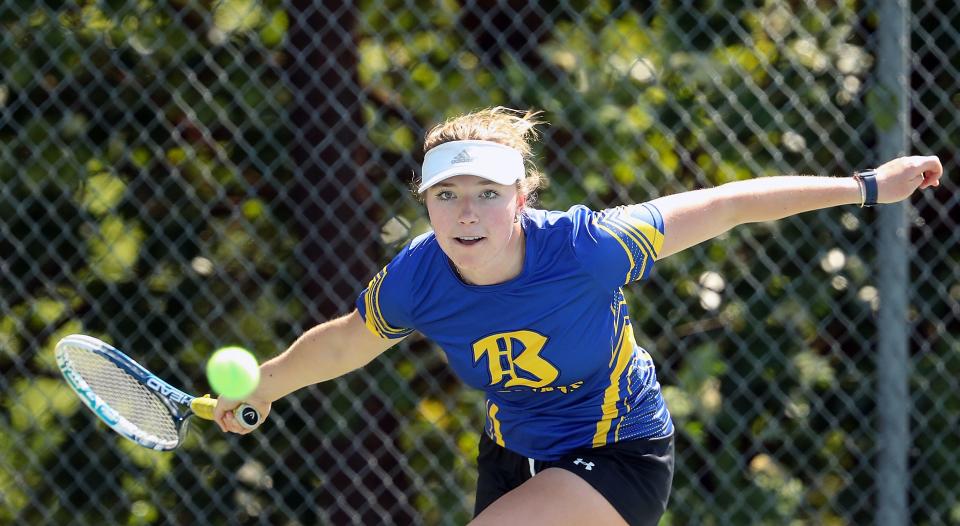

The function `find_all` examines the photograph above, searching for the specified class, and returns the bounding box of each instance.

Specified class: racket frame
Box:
[56,334,240,450]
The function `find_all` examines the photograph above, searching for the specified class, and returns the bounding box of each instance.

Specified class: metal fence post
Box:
[875,1,910,525]
[2,2,956,524]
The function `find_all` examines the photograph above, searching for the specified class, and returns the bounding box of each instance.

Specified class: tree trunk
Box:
[283,1,415,523]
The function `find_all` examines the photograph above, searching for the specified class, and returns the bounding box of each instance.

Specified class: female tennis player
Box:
[214,107,943,526]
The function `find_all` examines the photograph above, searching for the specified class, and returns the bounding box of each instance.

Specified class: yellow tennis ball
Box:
[206,346,260,399]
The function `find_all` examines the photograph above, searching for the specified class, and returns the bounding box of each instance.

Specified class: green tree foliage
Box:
[1,1,299,524]
[1,1,956,524]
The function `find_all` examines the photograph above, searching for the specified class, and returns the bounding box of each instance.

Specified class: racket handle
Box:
[235,404,261,429]
[191,396,261,429]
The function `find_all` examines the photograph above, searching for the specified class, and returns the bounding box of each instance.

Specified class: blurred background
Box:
[1,1,958,524]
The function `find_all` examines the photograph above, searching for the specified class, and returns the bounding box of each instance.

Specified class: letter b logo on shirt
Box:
[472,330,558,389]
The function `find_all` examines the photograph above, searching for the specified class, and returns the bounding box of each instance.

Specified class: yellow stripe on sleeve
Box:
[593,219,635,284]
[622,215,664,257]
[604,221,651,279]
[363,275,382,337]
[606,215,659,260]
[362,269,411,339]
[370,271,392,334]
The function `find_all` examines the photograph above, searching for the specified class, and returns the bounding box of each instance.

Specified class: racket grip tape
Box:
[191,395,261,429]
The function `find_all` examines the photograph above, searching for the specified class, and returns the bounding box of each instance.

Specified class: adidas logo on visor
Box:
[450,150,473,164]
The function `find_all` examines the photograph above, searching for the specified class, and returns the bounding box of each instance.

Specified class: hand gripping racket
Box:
[56,334,261,451]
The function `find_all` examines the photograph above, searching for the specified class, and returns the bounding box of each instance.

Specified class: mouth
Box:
[454,236,486,246]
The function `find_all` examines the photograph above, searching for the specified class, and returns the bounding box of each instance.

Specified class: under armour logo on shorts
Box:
[573,458,594,471]
[451,150,473,163]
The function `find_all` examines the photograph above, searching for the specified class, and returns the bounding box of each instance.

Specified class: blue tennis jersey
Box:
[356,204,674,461]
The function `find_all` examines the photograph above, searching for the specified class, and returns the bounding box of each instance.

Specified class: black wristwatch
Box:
[853,169,878,207]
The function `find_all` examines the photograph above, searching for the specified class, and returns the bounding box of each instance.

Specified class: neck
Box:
[456,223,525,285]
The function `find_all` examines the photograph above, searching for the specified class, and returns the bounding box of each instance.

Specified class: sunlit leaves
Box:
[7,378,79,433]
[79,171,126,215]
[85,215,145,282]
[259,10,288,47]
[213,0,263,34]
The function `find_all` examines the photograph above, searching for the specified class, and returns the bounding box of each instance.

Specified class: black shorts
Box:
[474,433,675,526]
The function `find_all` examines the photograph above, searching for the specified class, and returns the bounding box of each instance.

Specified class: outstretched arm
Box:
[213,309,401,434]
[652,155,943,259]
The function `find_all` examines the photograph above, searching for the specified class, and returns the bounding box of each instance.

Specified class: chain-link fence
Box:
[2,1,957,524]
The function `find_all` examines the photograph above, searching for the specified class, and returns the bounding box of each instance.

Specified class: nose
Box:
[458,199,478,225]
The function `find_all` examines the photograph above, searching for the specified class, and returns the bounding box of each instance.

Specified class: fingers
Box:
[884,155,943,192]
[212,398,227,432]
[213,397,248,434]
[918,155,943,178]
[875,155,943,202]
[213,396,269,435]
[223,409,249,434]
[915,155,943,189]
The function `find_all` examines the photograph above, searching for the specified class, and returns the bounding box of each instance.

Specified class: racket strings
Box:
[61,345,180,444]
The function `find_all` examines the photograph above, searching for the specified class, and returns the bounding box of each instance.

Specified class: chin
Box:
[450,254,481,271]
[453,249,498,273]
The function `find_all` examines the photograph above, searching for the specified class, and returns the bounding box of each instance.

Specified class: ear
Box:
[516,192,526,210]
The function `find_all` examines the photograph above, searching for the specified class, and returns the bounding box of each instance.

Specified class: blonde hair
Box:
[417,107,547,204]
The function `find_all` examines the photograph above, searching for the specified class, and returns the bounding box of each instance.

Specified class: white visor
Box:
[419,140,524,193]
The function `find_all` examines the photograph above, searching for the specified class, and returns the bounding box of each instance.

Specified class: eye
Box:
[434,190,455,201]
[480,189,499,199]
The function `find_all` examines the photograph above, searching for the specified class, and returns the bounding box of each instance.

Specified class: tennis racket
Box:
[56,334,261,451]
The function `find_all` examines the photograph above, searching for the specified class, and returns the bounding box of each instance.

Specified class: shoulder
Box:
[526,205,614,249]
[370,231,444,299]
[391,230,441,267]
[523,205,596,235]
[382,230,455,295]
[357,231,443,337]
[595,202,664,230]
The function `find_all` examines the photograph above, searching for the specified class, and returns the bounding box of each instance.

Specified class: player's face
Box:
[425,175,525,285]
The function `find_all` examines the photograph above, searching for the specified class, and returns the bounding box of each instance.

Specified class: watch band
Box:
[854,169,878,207]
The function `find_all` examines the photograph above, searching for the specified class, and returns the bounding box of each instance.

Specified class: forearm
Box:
[722,175,862,225]
[250,312,381,403]
[653,174,865,259]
